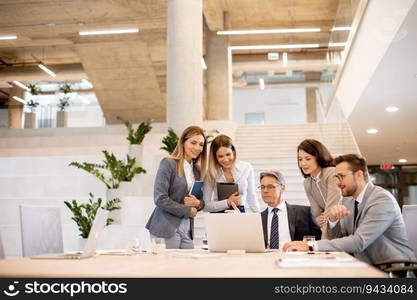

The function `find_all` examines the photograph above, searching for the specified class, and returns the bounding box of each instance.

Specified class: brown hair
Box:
[170,125,207,181]
[207,134,236,187]
[333,154,369,181]
[260,171,286,186]
[297,139,334,178]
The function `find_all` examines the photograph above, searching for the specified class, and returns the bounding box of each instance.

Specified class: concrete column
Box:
[167,0,203,133]
[305,72,321,123]
[206,31,232,120]
[8,86,24,129]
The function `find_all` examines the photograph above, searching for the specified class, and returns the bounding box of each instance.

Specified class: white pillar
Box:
[206,31,232,120]
[167,0,203,133]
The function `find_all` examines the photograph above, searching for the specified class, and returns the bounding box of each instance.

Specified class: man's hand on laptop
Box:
[225,202,241,214]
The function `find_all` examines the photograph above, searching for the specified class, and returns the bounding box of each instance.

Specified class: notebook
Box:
[31,208,109,260]
[189,181,204,199]
[204,213,266,253]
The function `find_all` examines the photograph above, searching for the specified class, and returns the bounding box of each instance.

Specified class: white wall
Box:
[232,87,306,125]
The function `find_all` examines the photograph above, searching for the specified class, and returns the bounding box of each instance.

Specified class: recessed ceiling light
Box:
[367,128,378,134]
[79,28,139,35]
[12,80,30,91]
[217,28,320,35]
[229,44,319,51]
[267,53,279,60]
[332,27,352,31]
[0,35,17,40]
[12,96,27,104]
[38,64,56,77]
[398,159,407,163]
[385,106,399,112]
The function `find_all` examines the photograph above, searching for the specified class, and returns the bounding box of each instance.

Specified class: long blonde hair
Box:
[207,134,236,187]
[170,125,207,181]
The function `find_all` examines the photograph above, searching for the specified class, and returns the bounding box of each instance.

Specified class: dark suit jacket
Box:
[261,202,321,247]
[145,158,204,239]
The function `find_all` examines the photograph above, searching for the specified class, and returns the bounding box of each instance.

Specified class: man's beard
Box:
[342,179,357,197]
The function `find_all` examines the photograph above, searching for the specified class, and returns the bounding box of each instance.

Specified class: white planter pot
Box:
[56,111,68,127]
[129,144,143,167]
[78,238,87,252]
[24,112,36,128]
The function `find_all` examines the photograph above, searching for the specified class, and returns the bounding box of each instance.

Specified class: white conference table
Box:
[0,250,386,278]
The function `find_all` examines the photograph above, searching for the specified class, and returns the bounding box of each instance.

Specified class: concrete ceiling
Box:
[0,0,349,123]
[348,1,417,165]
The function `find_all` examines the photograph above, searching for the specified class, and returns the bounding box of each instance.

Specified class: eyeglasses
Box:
[334,171,353,181]
[258,184,281,191]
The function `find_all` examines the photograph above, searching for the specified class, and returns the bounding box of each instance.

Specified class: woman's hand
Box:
[225,202,241,214]
[226,192,241,207]
[184,195,200,208]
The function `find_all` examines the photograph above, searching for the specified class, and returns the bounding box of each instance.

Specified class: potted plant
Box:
[64,193,121,250]
[117,116,152,167]
[69,150,146,223]
[56,83,72,127]
[24,84,40,128]
[160,127,179,155]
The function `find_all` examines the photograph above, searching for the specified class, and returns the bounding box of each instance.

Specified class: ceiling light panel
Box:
[79,28,139,35]
[229,44,319,51]
[217,28,320,35]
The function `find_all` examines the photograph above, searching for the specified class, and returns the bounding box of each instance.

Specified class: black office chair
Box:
[373,205,417,278]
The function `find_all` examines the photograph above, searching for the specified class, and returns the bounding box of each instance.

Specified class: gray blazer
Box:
[145,158,204,239]
[318,183,416,264]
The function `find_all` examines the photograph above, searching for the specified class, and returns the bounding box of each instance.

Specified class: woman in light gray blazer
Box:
[146,126,207,249]
[297,139,342,239]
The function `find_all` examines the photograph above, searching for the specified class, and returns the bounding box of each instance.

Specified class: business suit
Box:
[261,202,321,248]
[145,158,204,241]
[318,183,416,264]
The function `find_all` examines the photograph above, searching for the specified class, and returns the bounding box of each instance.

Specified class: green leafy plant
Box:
[205,129,219,144]
[26,84,40,112]
[64,193,121,238]
[57,83,72,112]
[25,99,39,112]
[117,116,152,145]
[161,127,179,154]
[69,150,146,189]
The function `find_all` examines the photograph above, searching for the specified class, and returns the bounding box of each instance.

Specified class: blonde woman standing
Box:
[297,139,342,239]
[203,134,260,213]
[146,126,207,249]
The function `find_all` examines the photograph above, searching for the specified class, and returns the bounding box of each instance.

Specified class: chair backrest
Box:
[0,231,5,259]
[402,204,417,258]
[19,205,64,257]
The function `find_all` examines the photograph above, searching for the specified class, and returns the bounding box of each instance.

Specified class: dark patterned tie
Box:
[270,208,279,249]
[354,200,359,227]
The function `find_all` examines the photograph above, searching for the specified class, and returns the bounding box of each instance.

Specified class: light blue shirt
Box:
[203,160,261,213]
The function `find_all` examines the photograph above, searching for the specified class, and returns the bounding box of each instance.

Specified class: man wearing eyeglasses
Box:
[284,154,415,264]
[259,171,321,249]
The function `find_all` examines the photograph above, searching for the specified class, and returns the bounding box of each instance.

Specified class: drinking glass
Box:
[151,237,166,254]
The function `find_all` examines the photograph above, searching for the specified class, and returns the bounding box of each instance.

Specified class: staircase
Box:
[193,122,360,244]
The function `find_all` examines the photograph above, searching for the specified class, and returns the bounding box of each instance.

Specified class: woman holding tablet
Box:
[203,134,260,213]
[146,125,207,249]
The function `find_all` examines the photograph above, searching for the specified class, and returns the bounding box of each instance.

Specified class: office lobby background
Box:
[0,0,416,258]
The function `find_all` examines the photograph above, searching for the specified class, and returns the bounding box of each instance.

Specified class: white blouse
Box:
[203,160,261,213]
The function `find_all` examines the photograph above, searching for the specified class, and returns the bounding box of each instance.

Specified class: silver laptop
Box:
[31,209,109,260]
[204,213,266,253]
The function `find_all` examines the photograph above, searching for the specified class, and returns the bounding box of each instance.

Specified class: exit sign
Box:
[380,164,394,169]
